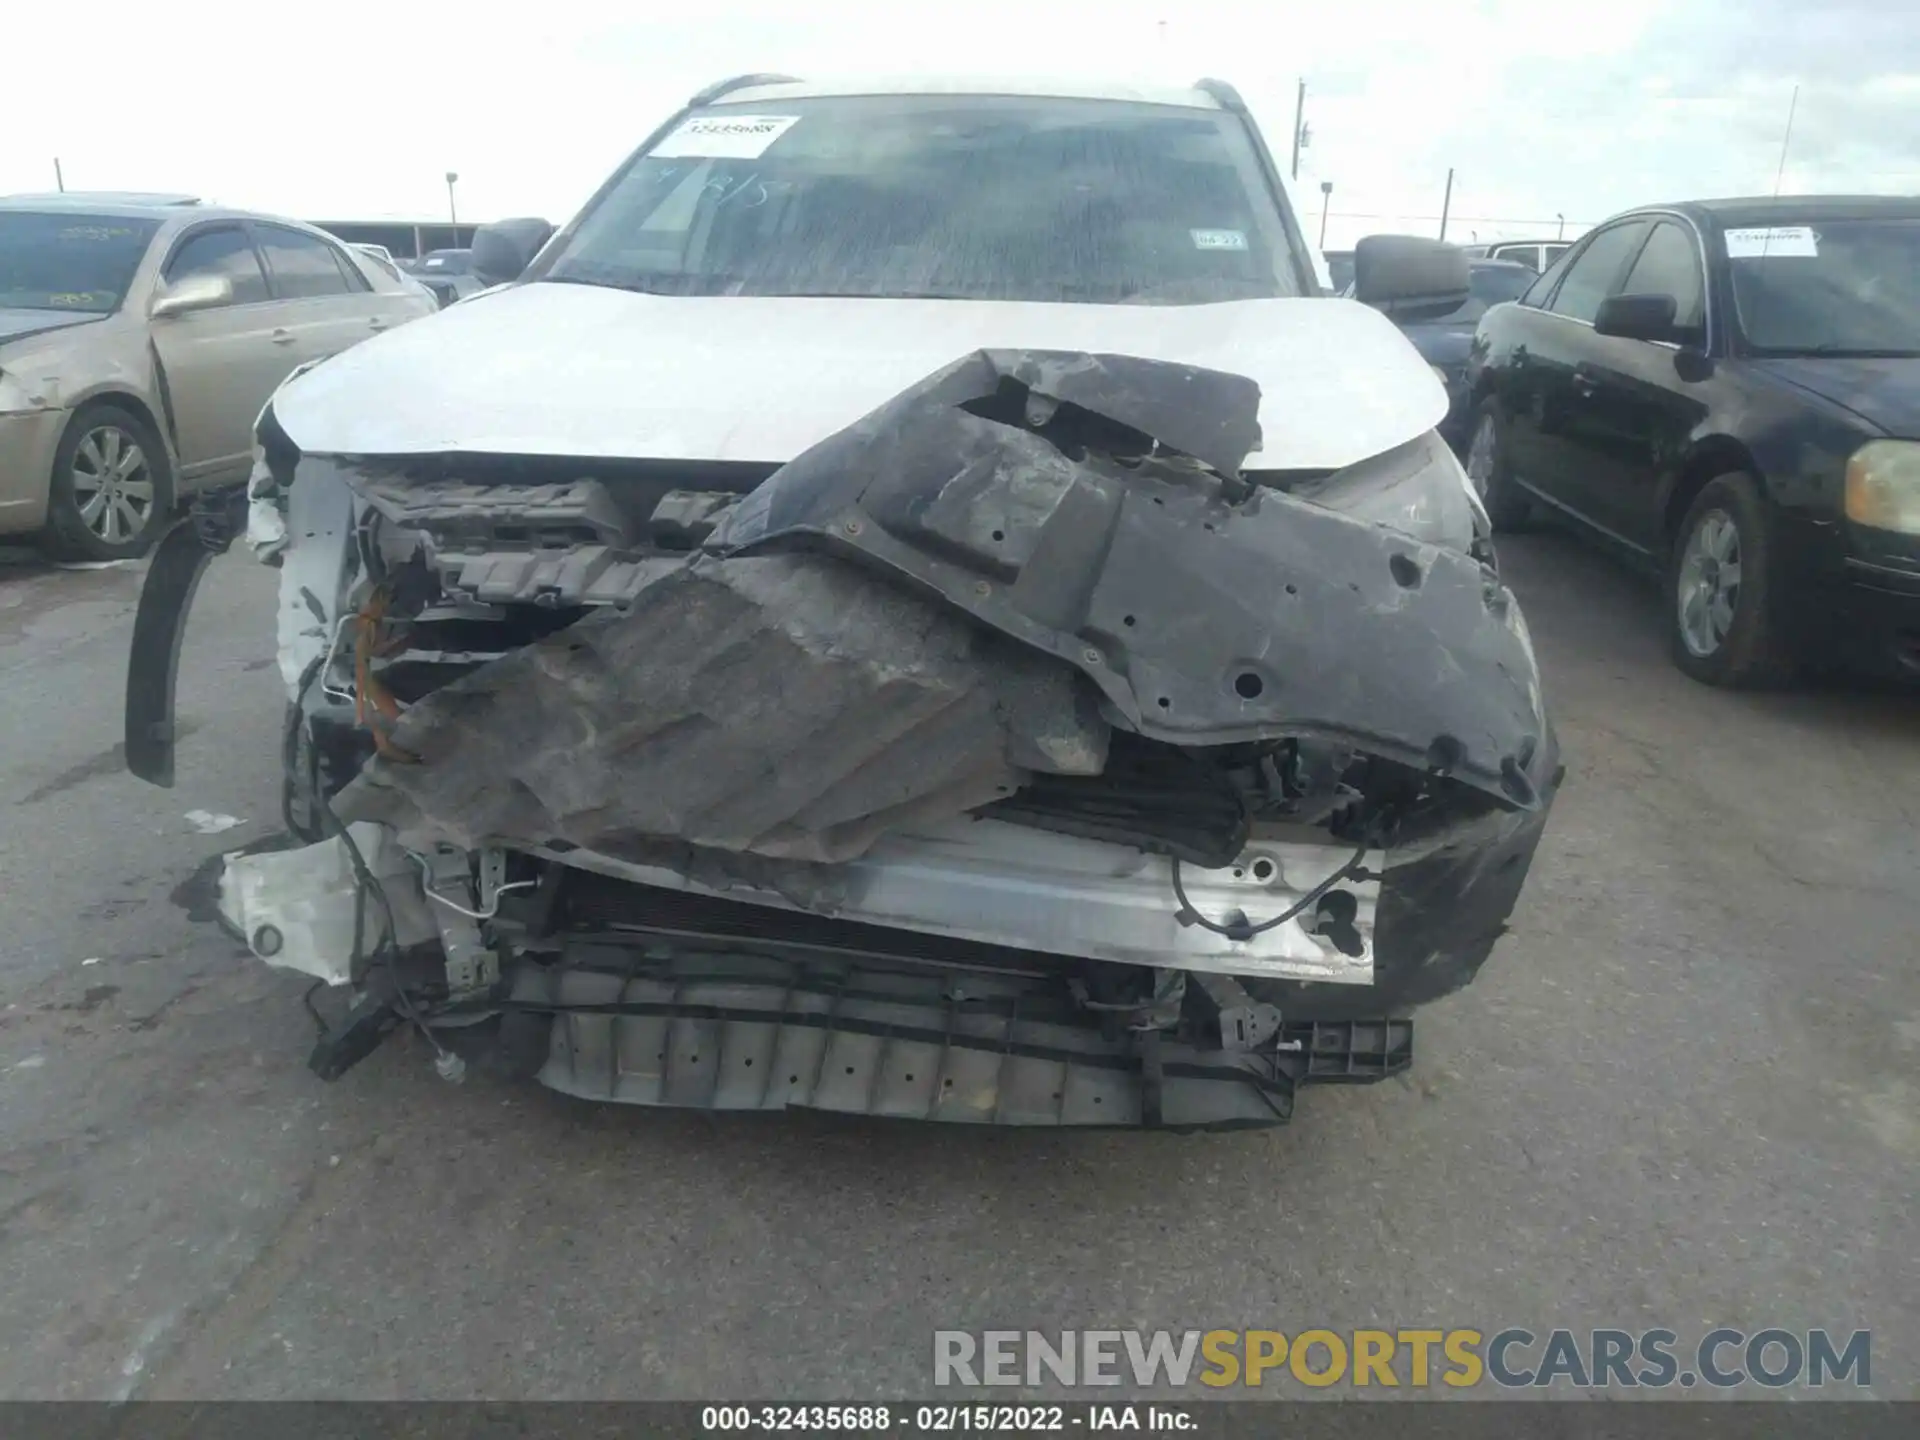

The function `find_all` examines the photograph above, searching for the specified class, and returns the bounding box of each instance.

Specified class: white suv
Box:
[128,75,1560,1130]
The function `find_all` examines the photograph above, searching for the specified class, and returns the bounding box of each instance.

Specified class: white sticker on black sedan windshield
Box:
[1724,226,1819,258]
[652,115,800,159]
[1190,228,1249,251]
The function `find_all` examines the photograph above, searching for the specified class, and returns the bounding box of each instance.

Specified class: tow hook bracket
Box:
[417,847,498,996]
[1191,971,1288,1052]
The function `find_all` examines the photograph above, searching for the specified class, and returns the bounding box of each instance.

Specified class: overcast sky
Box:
[5,0,1914,249]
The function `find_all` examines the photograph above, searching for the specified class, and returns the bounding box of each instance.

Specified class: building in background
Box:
[309,219,477,261]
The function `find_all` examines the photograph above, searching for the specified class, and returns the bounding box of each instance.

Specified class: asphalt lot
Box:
[0,528,1914,1401]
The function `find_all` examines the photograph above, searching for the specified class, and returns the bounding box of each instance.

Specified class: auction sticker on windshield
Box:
[1190,228,1249,251]
[653,115,801,159]
[1724,226,1819,258]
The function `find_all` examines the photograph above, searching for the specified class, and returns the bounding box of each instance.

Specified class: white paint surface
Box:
[271,282,1446,471]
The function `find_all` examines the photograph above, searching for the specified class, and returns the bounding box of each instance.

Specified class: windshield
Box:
[541,94,1308,304]
[1470,264,1534,307]
[1728,217,1920,356]
[0,212,160,313]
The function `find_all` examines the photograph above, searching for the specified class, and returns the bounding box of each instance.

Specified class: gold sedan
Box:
[0,193,437,560]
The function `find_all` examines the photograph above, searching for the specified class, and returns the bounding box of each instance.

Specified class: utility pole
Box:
[53,157,65,192]
[1438,168,1455,241]
[445,171,460,226]
[1318,180,1333,248]
[1290,79,1306,180]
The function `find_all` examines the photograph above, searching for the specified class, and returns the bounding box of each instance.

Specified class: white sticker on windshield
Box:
[1190,228,1249,251]
[1724,226,1819,258]
[652,115,800,159]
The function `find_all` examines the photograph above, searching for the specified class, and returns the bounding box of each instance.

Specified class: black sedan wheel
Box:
[1666,472,1793,688]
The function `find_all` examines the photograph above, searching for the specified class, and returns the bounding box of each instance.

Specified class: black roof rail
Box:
[687,73,803,107]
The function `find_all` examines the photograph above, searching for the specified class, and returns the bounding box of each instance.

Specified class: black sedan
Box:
[405,247,482,307]
[1462,195,1920,686]
[1386,258,1535,450]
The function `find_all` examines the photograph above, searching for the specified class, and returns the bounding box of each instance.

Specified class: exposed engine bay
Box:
[127,349,1561,1130]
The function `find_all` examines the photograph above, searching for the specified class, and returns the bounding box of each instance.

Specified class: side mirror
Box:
[1352,235,1470,322]
[470,217,556,288]
[151,272,234,319]
[1594,292,1680,343]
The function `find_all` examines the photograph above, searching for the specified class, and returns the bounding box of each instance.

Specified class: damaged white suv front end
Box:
[123,76,1560,1129]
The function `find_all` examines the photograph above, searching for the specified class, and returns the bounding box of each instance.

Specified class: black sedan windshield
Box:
[1729,218,1920,356]
[1415,262,1535,325]
[0,212,159,313]
[543,94,1307,304]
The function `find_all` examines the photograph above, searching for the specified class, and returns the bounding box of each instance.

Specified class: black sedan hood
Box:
[1753,356,1920,437]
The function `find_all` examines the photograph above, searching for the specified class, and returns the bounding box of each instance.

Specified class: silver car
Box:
[0,192,437,559]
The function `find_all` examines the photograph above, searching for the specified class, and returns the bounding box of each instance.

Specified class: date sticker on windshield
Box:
[652,115,800,160]
[1190,228,1249,251]
[1724,226,1819,258]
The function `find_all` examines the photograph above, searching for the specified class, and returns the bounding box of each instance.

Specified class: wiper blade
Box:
[540,273,677,295]
[1797,345,1920,358]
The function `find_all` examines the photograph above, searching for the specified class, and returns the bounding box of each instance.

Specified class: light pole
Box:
[1556,212,1565,240]
[1438,167,1455,241]
[1318,180,1333,248]
[444,171,460,228]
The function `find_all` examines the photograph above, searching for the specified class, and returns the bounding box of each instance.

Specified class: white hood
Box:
[271,282,1445,470]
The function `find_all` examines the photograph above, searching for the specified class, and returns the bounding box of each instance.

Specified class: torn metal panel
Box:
[216,825,439,986]
[274,461,359,695]
[334,552,1110,863]
[1289,428,1490,558]
[714,348,1549,809]
[972,348,1264,478]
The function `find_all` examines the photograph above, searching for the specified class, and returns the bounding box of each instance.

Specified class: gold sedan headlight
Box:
[1845,440,1920,535]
